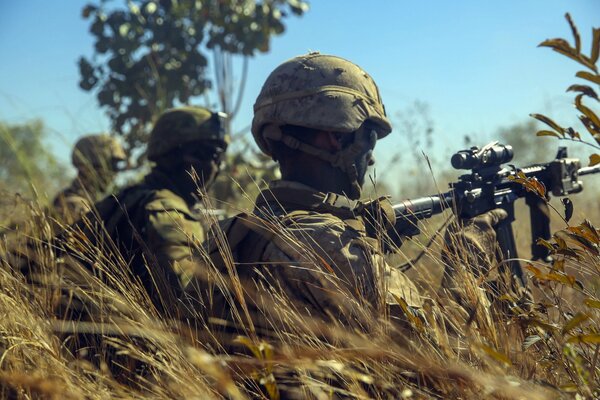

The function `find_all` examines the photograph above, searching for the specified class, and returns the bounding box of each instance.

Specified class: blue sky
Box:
[1,0,599,170]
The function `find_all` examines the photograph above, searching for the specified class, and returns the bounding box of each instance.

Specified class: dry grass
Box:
[1,182,598,400]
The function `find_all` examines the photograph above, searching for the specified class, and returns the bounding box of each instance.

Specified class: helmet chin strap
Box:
[263,124,365,199]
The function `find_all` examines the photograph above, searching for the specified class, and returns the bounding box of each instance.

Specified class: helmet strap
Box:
[263,124,365,198]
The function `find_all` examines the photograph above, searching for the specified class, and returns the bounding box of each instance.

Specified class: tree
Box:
[0,119,67,198]
[496,120,554,165]
[79,0,309,155]
[530,13,600,166]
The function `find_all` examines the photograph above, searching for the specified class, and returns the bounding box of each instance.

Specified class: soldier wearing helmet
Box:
[189,54,511,355]
[68,106,228,314]
[187,54,422,353]
[53,134,127,223]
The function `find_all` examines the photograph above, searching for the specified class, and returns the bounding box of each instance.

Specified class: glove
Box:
[441,209,534,314]
[359,197,396,239]
[440,209,507,311]
[358,197,415,253]
[443,208,508,274]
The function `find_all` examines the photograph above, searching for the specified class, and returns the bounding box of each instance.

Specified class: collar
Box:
[255,180,360,219]
[143,168,198,206]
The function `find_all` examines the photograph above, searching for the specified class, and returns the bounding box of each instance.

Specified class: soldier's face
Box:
[351,129,377,187]
[183,143,226,187]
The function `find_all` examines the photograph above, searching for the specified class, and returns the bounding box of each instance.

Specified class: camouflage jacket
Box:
[187,180,421,342]
[63,169,205,314]
[52,179,96,225]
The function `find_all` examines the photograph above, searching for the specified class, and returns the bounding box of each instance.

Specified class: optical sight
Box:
[451,143,514,170]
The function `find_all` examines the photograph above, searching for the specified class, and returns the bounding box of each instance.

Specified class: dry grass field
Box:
[0,183,599,399]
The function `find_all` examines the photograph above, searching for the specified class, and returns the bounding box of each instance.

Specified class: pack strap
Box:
[255,187,359,218]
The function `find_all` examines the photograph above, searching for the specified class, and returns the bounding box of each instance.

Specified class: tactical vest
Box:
[208,185,377,270]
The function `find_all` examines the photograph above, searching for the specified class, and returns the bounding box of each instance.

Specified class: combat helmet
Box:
[147,106,229,162]
[72,134,127,171]
[251,52,391,156]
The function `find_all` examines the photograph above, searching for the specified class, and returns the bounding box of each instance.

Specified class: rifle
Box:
[391,142,600,285]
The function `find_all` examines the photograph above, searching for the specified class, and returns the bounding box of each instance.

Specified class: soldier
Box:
[187,53,428,352]
[63,106,228,315]
[53,134,127,224]
[189,53,511,348]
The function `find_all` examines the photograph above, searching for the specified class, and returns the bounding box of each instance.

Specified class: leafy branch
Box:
[531,13,600,167]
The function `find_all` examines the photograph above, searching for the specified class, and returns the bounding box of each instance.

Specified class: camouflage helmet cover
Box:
[147,106,229,161]
[251,52,392,155]
[72,134,127,169]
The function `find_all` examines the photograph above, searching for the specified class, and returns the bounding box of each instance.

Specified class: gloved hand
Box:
[443,208,508,272]
[359,196,396,239]
[359,196,417,253]
[441,209,534,313]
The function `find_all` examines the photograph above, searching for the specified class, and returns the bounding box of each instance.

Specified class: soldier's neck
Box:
[75,172,109,199]
[151,166,201,206]
[281,168,354,199]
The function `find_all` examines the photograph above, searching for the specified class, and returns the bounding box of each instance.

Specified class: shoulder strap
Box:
[92,186,156,234]
[144,189,195,217]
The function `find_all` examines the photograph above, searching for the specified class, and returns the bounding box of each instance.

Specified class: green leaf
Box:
[575,95,600,129]
[576,71,600,85]
[536,130,561,138]
[567,84,599,100]
[476,343,512,366]
[565,13,581,53]
[584,298,600,309]
[567,334,600,344]
[525,264,544,278]
[561,312,590,335]
[529,113,565,135]
[592,27,600,64]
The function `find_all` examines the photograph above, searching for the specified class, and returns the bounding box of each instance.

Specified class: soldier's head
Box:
[251,53,391,199]
[72,134,128,189]
[148,106,229,189]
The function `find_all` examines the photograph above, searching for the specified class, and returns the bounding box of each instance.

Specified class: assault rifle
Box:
[392,142,600,285]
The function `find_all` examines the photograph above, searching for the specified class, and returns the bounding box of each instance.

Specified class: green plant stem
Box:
[591,344,600,383]
[556,137,600,151]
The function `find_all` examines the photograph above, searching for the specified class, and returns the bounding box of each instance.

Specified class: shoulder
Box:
[142,189,204,244]
[144,189,193,215]
[278,210,363,245]
[53,191,92,220]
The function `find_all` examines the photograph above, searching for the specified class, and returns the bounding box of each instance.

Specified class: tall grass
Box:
[1,178,598,399]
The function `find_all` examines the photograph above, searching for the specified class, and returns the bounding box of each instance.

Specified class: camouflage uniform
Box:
[63,107,228,313]
[194,180,421,341]
[187,54,421,345]
[53,134,127,224]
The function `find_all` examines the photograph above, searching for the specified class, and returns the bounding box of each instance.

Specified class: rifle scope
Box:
[451,143,514,170]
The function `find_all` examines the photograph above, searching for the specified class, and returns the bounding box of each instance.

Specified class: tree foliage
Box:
[497,120,554,165]
[0,119,67,199]
[531,13,600,165]
[79,0,309,152]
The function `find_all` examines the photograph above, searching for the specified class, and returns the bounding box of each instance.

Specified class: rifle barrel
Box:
[393,192,453,219]
[579,165,600,176]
